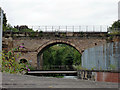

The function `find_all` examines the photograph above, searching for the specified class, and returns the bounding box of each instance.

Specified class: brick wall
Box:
[96,72,120,83]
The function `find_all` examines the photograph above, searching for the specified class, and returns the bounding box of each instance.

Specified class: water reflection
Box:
[82,42,120,71]
[64,76,77,79]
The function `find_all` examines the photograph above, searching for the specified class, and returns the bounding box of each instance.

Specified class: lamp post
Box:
[0,7,3,67]
[0,7,3,88]
[118,1,120,21]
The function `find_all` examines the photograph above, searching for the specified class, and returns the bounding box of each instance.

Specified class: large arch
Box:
[37,40,82,70]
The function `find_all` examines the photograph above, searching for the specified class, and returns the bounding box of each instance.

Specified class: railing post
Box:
[86,26,88,32]
[32,26,33,31]
[93,26,95,32]
[52,26,53,32]
[73,26,74,32]
[79,26,81,32]
[66,26,67,32]
[59,26,60,32]
[107,26,109,32]
[100,25,102,32]
[39,26,40,32]
[45,26,47,32]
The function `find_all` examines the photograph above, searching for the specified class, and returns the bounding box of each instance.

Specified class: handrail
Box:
[42,65,75,70]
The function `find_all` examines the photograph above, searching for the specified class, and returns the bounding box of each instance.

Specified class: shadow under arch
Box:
[37,40,81,70]
[19,58,28,64]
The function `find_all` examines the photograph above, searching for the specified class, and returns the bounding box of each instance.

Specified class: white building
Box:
[118,1,120,20]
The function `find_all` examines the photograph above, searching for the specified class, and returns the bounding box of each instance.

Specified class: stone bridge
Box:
[2,32,108,70]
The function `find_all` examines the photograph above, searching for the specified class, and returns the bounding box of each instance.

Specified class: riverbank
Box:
[1,73,118,88]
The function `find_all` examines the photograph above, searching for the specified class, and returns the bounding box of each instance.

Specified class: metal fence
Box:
[108,28,120,33]
[28,25,109,32]
[42,65,75,70]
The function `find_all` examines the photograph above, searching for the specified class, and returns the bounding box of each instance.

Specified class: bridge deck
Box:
[27,71,77,74]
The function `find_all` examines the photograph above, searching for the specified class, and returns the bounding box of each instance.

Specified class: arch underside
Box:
[37,40,81,70]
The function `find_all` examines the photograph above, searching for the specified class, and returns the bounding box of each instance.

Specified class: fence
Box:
[28,25,109,32]
[108,28,120,33]
[42,65,75,70]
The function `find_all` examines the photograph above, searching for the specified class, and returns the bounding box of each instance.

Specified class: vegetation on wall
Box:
[14,25,34,32]
[1,46,31,74]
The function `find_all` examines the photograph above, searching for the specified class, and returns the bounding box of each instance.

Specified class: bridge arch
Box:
[37,40,82,70]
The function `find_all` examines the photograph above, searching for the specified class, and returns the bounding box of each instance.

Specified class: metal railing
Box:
[108,28,120,33]
[28,25,108,32]
[42,65,75,70]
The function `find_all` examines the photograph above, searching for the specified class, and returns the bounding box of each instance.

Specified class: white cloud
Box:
[0,0,119,26]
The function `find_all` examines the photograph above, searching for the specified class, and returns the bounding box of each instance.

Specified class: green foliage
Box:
[3,23,19,32]
[91,66,96,70]
[3,22,34,32]
[109,31,120,35]
[13,25,34,32]
[28,65,36,70]
[111,20,120,29]
[1,48,30,74]
[109,20,120,34]
[20,29,34,32]
[3,13,8,31]
[73,65,87,70]
[2,12,34,32]
[43,44,82,70]
[109,64,116,70]
[3,13,7,27]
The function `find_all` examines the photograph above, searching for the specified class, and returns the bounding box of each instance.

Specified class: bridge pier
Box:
[37,53,43,70]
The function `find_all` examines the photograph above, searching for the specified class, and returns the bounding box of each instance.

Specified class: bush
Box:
[1,48,30,74]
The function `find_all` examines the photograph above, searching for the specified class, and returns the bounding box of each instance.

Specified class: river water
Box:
[81,41,120,71]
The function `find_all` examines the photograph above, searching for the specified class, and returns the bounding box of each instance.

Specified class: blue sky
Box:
[0,0,119,26]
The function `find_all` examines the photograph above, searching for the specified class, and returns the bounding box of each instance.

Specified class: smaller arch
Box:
[19,59,28,64]
[18,57,29,64]
[18,57,29,62]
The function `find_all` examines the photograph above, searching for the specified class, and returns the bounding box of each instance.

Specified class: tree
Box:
[110,20,120,30]
[3,13,7,31]
[2,12,34,32]
[14,25,34,32]
[3,13,7,27]
[42,44,82,70]
[109,20,120,34]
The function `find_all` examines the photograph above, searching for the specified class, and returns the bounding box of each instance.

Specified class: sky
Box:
[0,0,119,27]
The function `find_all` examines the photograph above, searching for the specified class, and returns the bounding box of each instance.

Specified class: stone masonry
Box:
[2,32,108,70]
